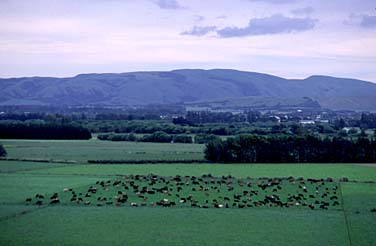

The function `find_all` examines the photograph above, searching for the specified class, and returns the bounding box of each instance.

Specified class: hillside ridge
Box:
[1,69,375,111]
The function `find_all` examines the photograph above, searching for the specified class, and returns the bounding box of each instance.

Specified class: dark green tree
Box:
[0,144,6,157]
[204,135,376,163]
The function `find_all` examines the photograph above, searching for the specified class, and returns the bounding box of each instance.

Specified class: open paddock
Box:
[0,160,375,245]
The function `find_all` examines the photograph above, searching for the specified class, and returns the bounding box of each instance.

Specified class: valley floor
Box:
[0,140,375,245]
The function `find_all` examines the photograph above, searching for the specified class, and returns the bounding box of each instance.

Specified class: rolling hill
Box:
[0,69,375,111]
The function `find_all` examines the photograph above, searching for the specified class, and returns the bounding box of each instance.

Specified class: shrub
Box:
[205,135,376,163]
[0,122,91,140]
[194,134,221,144]
[173,135,193,143]
[0,144,7,157]
[141,131,173,143]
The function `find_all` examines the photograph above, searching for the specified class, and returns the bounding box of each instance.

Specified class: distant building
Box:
[271,116,281,123]
[342,127,360,134]
[299,120,315,125]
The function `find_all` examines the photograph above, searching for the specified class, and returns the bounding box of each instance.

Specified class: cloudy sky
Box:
[0,0,375,81]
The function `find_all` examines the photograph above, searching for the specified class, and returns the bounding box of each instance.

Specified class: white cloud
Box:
[291,6,314,16]
[150,0,185,9]
[0,0,375,82]
[181,26,217,36]
[217,15,316,37]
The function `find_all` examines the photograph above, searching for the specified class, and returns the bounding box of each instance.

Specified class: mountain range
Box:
[1,69,375,111]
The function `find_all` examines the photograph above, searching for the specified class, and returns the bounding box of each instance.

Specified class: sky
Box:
[0,0,375,82]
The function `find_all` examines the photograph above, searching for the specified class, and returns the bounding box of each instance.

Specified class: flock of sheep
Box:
[26,174,343,210]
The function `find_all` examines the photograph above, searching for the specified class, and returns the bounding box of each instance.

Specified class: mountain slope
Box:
[0,69,375,111]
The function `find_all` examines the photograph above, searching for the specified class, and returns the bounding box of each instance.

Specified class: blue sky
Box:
[0,0,375,81]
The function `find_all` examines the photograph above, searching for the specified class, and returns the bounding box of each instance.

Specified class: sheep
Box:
[50,198,60,204]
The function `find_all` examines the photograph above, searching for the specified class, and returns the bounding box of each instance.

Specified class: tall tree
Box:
[0,144,7,157]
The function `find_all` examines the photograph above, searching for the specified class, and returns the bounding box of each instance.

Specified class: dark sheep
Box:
[50,198,60,204]
[333,201,340,206]
[339,177,349,182]
[35,194,44,199]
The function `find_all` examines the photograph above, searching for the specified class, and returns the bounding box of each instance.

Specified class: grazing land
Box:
[0,139,205,163]
[0,139,375,246]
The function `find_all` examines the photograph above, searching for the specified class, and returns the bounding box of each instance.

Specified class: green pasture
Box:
[0,173,103,204]
[23,175,342,211]
[341,183,376,246]
[23,163,376,181]
[0,161,66,173]
[0,139,375,245]
[0,139,205,163]
[0,206,349,246]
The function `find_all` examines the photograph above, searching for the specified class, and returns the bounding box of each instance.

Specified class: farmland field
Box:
[0,139,205,162]
[0,139,375,245]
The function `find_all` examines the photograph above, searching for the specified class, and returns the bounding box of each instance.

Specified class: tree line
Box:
[359,113,376,128]
[173,111,268,125]
[98,132,193,143]
[0,121,91,140]
[0,144,6,157]
[204,135,376,163]
[85,120,293,136]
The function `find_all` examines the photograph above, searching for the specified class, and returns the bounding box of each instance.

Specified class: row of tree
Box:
[0,144,6,157]
[98,132,193,143]
[174,111,264,125]
[359,113,376,128]
[86,120,293,136]
[0,122,91,140]
[205,135,376,163]
[98,132,223,144]
[95,113,161,121]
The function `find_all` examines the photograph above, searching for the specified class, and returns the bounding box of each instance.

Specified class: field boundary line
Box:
[0,157,79,164]
[0,165,71,174]
[8,171,376,184]
[339,182,352,246]
[0,205,49,222]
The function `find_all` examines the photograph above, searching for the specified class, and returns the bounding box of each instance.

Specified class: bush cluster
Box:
[205,135,376,163]
[98,132,193,144]
[0,121,91,140]
[0,144,6,157]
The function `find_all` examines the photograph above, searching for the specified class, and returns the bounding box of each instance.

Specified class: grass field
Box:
[0,161,66,173]
[22,163,376,181]
[0,139,375,245]
[0,206,349,246]
[0,139,205,162]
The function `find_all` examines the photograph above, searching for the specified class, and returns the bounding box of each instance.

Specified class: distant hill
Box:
[0,69,375,111]
[186,96,321,111]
